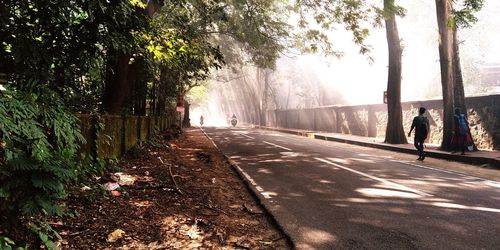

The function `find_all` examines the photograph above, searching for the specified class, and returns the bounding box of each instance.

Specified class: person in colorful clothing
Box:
[451,108,469,155]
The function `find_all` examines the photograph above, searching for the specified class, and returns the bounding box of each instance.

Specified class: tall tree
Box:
[383,0,407,144]
[435,0,483,149]
[435,0,455,150]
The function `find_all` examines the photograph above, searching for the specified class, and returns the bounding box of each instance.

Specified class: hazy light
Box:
[191,1,500,124]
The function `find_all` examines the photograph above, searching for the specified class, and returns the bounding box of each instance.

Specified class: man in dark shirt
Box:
[408,107,430,161]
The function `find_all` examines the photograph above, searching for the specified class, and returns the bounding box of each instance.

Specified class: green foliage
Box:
[293,0,377,56]
[187,85,209,107]
[0,235,27,250]
[0,0,150,112]
[453,0,484,28]
[29,222,61,250]
[0,86,83,222]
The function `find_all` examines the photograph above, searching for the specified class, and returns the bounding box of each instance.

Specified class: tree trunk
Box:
[452,31,467,114]
[157,68,168,115]
[452,17,476,150]
[182,100,191,127]
[260,68,270,126]
[435,0,455,150]
[384,0,407,144]
[102,1,161,115]
[102,50,131,114]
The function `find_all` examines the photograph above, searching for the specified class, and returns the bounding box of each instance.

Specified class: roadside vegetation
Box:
[0,0,484,248]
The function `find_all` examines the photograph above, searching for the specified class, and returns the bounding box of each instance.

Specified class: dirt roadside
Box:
[59,128,291,249]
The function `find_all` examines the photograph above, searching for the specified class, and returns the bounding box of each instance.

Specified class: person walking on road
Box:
[408,107,430,161]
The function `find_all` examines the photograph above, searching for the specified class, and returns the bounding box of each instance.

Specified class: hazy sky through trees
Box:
[267,0,500,105]
[196,1,500,125]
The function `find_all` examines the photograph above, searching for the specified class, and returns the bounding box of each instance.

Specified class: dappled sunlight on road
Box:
[203,127,500,249]
[319,179,334,184]
[424,201,500,213]
[485,181,500,188]
[300,227,337,245]
[261,191,279,199]
[257,168,273,174]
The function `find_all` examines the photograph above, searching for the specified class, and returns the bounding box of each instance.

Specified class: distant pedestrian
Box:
[408,107,430,161]
[451,108,470,155]
[200,115,204,126]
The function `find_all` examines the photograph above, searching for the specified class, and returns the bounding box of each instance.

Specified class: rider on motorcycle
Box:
[230,113,237,127]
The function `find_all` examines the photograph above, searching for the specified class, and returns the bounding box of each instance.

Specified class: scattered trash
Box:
[81,186,91,191]
[104,182,120,191]
[112,172,136,186]
[260,240,274,246]
[211,178,216,184]
[111,190,121,196]
[145,171,150,176]
[185,225,201,240]
[107,229,125,243]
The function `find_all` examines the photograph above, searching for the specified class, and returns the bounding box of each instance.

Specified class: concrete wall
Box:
[76,115,175,159]
[265,94,500,150]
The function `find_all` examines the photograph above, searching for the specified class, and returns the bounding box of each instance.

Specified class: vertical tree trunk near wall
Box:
[182,100,191,127]
[383,0,407,144]
[132,77,147,116]
[102,50,131,114]
[452,29,477,149]
[435,0,455,150]
[157,68,168,116]
[452,31,467,114]
[260,68,270,126]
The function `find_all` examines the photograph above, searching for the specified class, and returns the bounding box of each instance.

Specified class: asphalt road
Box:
[203,126,500,250]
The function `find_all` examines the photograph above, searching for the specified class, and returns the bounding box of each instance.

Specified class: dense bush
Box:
[0,86,84,246]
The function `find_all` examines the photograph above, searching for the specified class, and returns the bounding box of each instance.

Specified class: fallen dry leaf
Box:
[107,229,125,243]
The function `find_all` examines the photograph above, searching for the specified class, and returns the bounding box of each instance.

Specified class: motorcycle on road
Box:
[230,117,237,127]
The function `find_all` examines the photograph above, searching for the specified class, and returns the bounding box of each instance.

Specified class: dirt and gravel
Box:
[58,128,291,249]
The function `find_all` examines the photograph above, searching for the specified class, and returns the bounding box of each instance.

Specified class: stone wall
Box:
[265,94,500,150]
[76,114,175,159]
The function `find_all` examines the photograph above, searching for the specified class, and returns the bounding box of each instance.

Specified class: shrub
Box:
[0,86,84,245]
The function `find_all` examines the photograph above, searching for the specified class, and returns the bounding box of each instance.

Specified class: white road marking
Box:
[323,141,500,185]
[239,133,255,139]
[400,161,500,184]
[263,141,292,151]
[315,157,432,197]
[235,166,272,199]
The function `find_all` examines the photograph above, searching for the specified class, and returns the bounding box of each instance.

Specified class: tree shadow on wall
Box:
[472,107,500,150]
[339,108,367,136]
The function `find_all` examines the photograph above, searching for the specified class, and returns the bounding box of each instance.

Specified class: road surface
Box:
[203,126,500,250]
